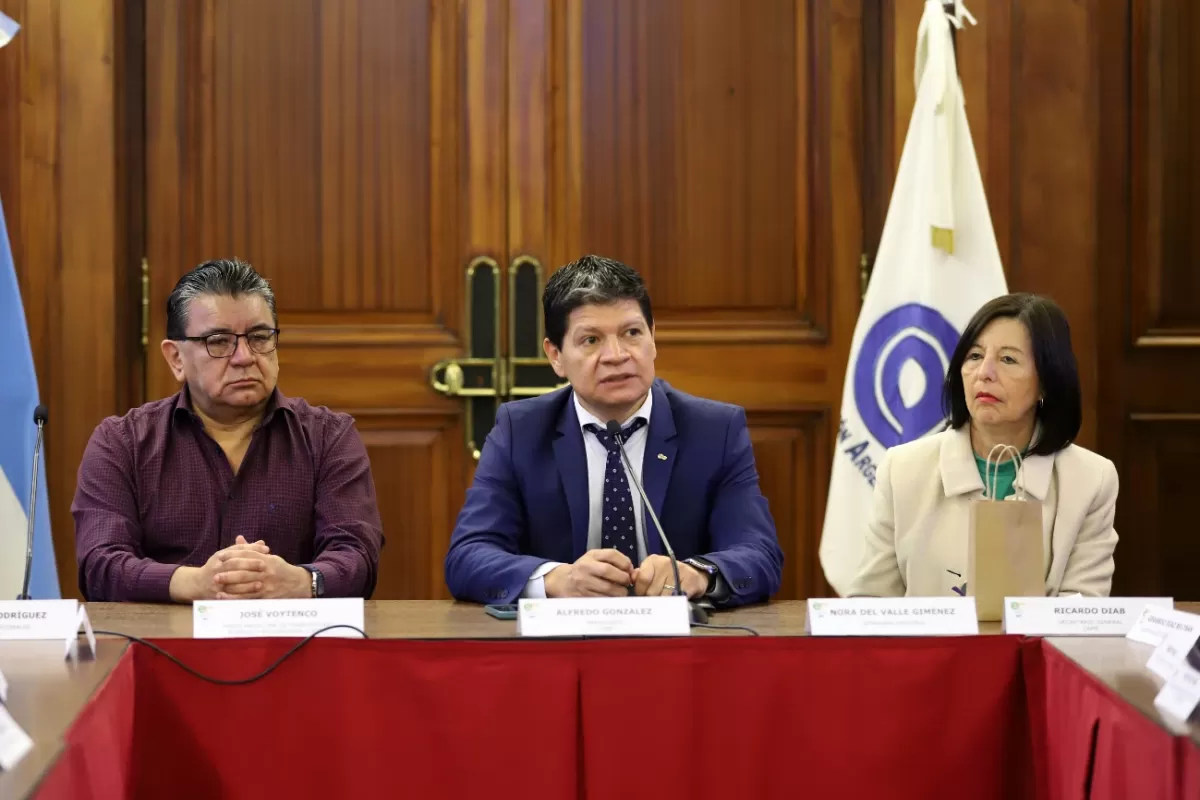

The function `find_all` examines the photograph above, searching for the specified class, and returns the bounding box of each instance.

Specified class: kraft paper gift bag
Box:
[967,445,1045,622]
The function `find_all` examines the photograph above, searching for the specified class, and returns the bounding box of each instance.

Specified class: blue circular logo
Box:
[853,304,960,448]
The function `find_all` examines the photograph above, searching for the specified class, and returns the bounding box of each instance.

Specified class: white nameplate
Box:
[1153,658,1200,723]
[0,703,33,771]
[517,597,690,637]
[1148,624,1200,681]
[0,600,80,640]
[1135,607,1200,679]
[1003,597,1174,636]
[805,597,978,636]
[192,599,365,639]
[1127,604,1193,647]
[66,604,97,660]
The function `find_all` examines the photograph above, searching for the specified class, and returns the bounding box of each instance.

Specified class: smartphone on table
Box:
[484,604,518,620]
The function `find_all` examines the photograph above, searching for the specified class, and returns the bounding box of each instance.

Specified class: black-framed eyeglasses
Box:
[177,329,280,358]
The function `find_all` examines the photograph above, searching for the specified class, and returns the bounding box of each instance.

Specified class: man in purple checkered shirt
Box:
[72,259,383,602]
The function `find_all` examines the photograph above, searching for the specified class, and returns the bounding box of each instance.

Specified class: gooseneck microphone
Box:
[18,404,47,600]
[605,419,708,625]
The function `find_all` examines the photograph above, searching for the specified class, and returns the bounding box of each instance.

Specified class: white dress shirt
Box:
[521,391,653,598]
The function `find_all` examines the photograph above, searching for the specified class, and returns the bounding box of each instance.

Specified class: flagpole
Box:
[942,3,958,62]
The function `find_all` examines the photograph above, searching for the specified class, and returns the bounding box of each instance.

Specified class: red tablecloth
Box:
[34,634,1200,800]
[1032,642,1199,800]
[36,648,138,800]
[37,636,1033,800]
[577,636,1030,799]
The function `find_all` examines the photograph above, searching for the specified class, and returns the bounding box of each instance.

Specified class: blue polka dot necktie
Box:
[584,418,647,565]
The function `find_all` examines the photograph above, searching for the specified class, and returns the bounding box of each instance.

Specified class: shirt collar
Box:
[939,424,1054,501]
[573,390,653,434]
[173,384,294,428]
[259,388,295,426]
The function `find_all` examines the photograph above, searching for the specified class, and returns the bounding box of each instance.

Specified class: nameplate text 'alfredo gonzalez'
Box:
[517,597,690,637]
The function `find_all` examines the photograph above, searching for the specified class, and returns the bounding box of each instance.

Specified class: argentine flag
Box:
[0,186,59,598]
[819,0,1007,596]
[0,12,56,599]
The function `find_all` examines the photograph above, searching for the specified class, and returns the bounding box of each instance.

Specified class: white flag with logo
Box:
[819,0,1007,596]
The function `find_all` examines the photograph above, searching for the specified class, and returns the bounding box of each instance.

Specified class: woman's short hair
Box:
[942,293,1081,456]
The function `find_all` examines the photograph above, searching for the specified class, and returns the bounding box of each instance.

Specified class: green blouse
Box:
[975,454,1019,500]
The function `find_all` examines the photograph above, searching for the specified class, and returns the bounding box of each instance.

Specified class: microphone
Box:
[18,404,47,600]
[605,419,708,625]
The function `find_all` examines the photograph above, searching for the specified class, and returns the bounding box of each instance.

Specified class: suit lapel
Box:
[641,381,677,555]
[553,398,591,559]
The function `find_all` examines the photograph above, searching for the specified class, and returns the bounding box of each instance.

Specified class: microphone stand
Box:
[18,412,45,600]
[609,423,709,626]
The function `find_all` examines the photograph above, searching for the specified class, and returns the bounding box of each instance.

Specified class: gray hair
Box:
[542,255,653,348]
[166,258,277,339]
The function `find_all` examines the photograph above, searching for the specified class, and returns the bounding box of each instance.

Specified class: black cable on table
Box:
[91,619,755,685]
[90,624,369,686]
[690,621,760,636]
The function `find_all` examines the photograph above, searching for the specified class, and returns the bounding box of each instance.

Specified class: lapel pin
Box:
[657,453,667,461]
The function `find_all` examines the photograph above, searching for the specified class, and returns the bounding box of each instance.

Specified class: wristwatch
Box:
[301,565,325,598]
[683,558,719,594]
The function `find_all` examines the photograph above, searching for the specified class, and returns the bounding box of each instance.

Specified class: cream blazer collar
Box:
[938,424,1055,501]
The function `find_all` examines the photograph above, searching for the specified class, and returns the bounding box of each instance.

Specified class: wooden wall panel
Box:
[522,0,861,599]
[0,0,133,599]
[317,0,433,312]
[1112,417,1200,597]
[563,0,827,335]
[1130,0,1200,343]
[355,415,463,599]
[1009,0,1101,446]
[144,0,501,599]
[574,0,803,315]
[145,0,463,341]
[880,0,1101,449]
[749,413,831,599]
[1098,0,1200,598]
[1151,0,1200,334]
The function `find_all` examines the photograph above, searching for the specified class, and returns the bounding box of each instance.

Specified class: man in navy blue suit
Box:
[444,255,783,606]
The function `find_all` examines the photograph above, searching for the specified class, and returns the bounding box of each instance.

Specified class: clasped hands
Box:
[543,549,707,599]
[168,535,312,602]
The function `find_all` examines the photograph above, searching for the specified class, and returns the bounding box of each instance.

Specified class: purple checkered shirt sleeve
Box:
[310,419,382,598]
[72,420,181,602]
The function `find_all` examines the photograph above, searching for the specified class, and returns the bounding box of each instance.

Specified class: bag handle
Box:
[983,443,1027,501]
[984,444,1004,500]
[1007,445,1027,500]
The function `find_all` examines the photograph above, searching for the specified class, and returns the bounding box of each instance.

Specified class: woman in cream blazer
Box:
[848,294,1119,598]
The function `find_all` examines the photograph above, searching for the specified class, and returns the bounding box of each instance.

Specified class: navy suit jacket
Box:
[444,379,783,606]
